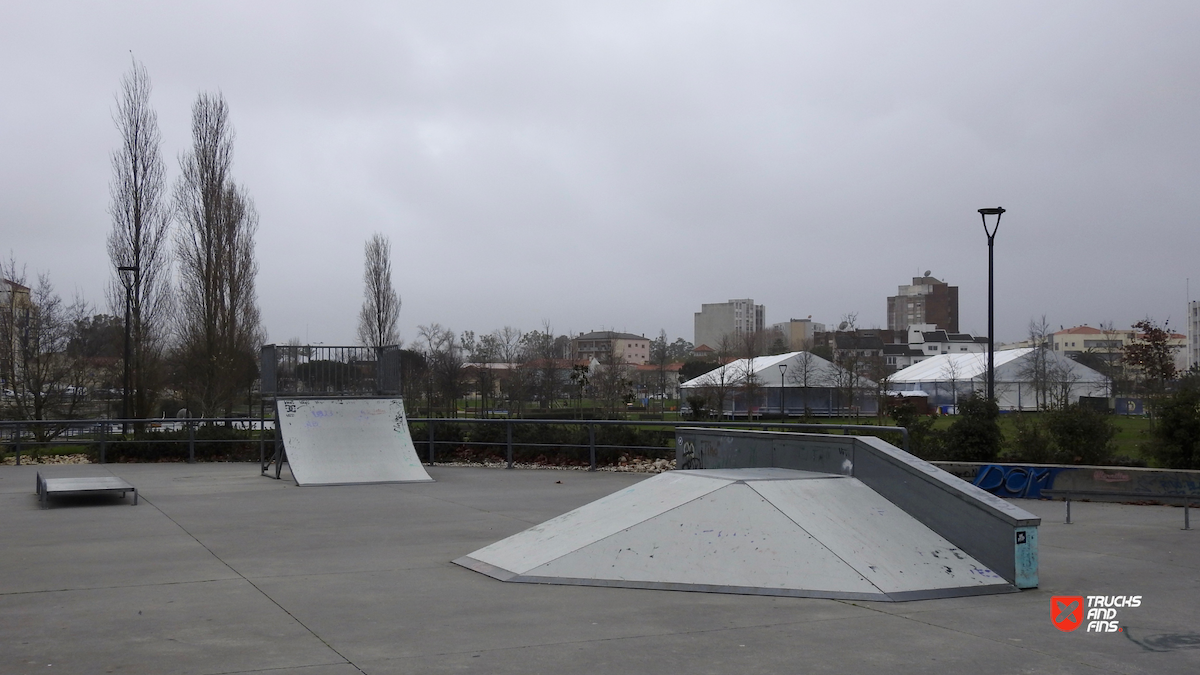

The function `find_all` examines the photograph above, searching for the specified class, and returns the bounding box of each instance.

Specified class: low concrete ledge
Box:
[935,462,1200,502]
[676,428,1040,589]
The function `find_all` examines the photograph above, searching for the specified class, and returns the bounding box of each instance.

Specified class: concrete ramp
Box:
[275,398,433,486]
[454,468,1014,601]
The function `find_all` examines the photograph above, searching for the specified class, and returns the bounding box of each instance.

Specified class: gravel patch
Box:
[2,453,92,465]
[431,456,675,473]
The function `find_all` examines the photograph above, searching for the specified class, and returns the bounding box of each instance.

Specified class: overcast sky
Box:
[3,2,1198,348]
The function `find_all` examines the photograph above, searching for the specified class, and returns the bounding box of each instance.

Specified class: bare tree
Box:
[356,233,400,348]
[173,92,263,417]
[940,357,962,411]
[867,353,892,422]
[592,350,633,417]
[650,329,670,401]
[1099,320,1122,399]
[698,334,741,418]
[1047,357,1080,408]
[417,324,462,416]
[1019,316,1053,410]
[521,323,563,408]
[828,313,865,418]
[462,330,500,417]
[786,344,821,418]
[0,265,92,434]
[493,326,526,416]
[107,58,172,419]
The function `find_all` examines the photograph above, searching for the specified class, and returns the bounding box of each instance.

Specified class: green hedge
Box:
[87,425,275,463]
[411,421,673,465]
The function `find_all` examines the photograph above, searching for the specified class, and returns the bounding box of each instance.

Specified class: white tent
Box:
[888,348,1109,411]
[680,352,879,416]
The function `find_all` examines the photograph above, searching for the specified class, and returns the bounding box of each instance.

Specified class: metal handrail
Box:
[2,416,908,472]
[406,418,909,470]
[1041,488,1196,530]
[1,417,273,465]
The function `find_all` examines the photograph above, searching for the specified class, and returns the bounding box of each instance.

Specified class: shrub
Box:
[1043,404,1116,465]
[1147,384,1200,469]
[1003,413,1054,463]
[889,398,943,459]
[942,394,1001,463]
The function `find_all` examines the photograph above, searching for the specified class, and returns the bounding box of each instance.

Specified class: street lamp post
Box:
[977,208,1005,402]
[778,362,788,424]
[117,265,138,434]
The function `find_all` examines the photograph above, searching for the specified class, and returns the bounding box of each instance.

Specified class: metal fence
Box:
[407,418,909,471]
[1,418,272,465]
[1,416,908,472]
[261,344,401,397]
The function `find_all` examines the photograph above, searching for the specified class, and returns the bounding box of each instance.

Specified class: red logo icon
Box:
[1051,596,1084,632]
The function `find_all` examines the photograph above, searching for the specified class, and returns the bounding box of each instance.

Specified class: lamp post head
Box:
[977,207,1004,239]
[117,265,138,289]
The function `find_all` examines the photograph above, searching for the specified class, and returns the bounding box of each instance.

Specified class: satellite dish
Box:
[924,270,932,277]
[838,321,848,331]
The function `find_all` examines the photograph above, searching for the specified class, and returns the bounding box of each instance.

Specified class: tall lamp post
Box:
[117,265,138,434]
[778,362,788,424]
[977,208,1004,402]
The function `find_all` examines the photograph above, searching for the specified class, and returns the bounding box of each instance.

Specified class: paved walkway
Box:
[1,463,1197,674]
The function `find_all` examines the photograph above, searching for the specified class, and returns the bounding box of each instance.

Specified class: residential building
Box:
[1051,325,1121,364]
[886,274,958,333]
[831,331,886,364]
[883,343,927,371]
[1051,325,1186,373]
[569,331,651,365]
[1189,301,1200,370]
[876,324,987,373]
[769,317,826,351]
[632,362,685,400]
[1,278,32,384]
[694,299,765,352]
[908,324,988,356]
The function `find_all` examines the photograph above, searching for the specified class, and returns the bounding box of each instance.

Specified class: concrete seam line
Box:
[139,494,367,675]
[832,600,1120,669]
[0,577,240,597]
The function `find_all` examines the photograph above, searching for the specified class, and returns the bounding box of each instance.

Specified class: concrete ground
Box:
[1,462,1198,675]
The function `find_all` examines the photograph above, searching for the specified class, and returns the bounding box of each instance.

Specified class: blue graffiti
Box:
[973,465,1069,499]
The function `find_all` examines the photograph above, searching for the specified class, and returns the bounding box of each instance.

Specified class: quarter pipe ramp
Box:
[274,398,433,486]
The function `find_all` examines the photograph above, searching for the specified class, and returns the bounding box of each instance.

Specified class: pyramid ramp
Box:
[274,398,433,486]
[454,468,1014,601]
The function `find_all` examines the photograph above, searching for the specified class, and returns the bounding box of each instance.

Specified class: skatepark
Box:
[3,457,1199,674]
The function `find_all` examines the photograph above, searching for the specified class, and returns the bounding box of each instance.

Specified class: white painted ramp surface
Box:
[455,468,1014,601]
[470,472,726,575]
[276,398,432,486]
[750,478,1009,594]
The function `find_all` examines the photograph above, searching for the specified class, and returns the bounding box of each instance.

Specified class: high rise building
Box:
[886,274,958,333]
[694,299,765,350]
[1188,300,1200,370]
